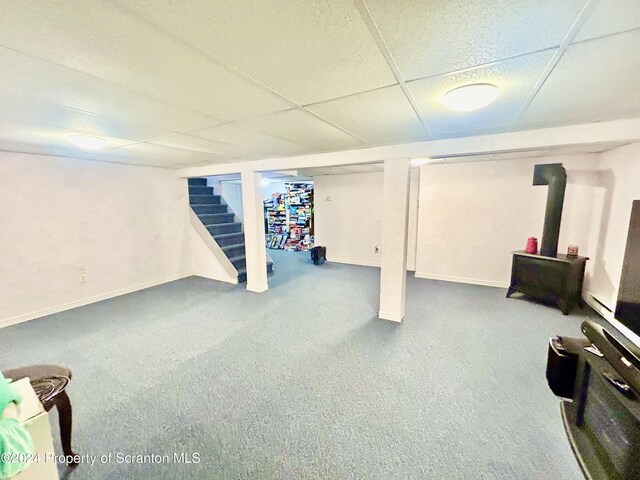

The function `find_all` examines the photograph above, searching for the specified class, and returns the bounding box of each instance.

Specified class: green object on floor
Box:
[0,373,33,479]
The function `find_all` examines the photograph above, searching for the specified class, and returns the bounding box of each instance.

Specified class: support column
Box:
[241,169,268,293]
[378,159,410,322]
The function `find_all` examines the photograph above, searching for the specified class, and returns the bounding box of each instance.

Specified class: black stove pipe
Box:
[533,163,567,258]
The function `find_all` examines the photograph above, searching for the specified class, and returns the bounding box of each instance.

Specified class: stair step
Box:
[198,213,235,225]
[229,255,246,269]
[237,261,274,284]
[214,232,245,247]
[190,195,221,205]
[221,243,246,258]
[192,204,227,215]
[189,185,213,196]
[188,178,207,186]
[207,222,242,236]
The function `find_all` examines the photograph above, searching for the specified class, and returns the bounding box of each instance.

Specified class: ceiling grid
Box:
[0,0,637,167]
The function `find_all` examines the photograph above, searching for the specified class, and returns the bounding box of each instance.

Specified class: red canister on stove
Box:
[525,237,538,254]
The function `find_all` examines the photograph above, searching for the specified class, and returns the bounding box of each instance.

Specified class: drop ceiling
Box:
[0,0,638,168]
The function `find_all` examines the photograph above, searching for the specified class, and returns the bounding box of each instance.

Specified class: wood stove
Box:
[506,163,588,315]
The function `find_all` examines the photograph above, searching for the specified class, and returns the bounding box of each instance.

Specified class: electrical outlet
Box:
[78,265,87,283]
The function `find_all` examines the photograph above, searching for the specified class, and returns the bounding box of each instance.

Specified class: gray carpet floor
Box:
[0,250,594,479]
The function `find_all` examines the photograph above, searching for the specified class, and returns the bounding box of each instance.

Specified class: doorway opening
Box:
[264,180,314,252]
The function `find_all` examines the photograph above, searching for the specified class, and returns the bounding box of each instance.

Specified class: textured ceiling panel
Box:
[113,0,397,105]
[573,0,640,42]
[365,0,584,80]
[108,143,231,167]
[0,119,135,153]
[0,1,636,167]
[0,48,222,134]
[0,0,291,120]
[148,134,244,157]
[193,123,308,157]
[237,110,364,151]
[0,95,170,142]
[307,86,427,144]
[409,50,554,135]
[520,29,640,127]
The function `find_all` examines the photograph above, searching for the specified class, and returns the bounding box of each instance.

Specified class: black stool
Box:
[3,365,77,462]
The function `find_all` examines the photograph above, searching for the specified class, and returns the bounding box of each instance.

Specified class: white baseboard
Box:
[0,273,192,329]
[414,272,509,288]
[327,257,416,271]
[328,257,380,268]
[583,291,614,320]
[192,271,238,284]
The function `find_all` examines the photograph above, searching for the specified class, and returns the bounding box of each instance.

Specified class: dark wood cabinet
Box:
[507,251,588,315]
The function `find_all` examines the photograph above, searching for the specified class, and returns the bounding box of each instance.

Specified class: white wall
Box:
[210,179,244,220]
[415,154,601,287]
[314,169,419,269]
[262,181,288,201]
[190,227,232,280]
[586,142,640,311]
[0,152,192,327]
[207,178,289,221]
[310,150,638,299]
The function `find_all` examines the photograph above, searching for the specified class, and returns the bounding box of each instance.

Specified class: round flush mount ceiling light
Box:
[441,83,499,112]
[68,135,108,150]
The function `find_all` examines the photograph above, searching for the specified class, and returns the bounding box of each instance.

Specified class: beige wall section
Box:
[414,154,601,287]
[314,169,419,269]
[0,152,192,327]
[586,142,640,312]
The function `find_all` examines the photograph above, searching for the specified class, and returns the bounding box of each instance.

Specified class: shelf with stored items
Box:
[264,182,314,250]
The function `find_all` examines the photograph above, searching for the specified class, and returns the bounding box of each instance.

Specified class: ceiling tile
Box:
[0,119,136,155]
[0,95,171,141]
[0,0,290,120]
[409,50,554,135]
[108,143,232,168]
[237,110,364,152]
[365,0,584,80]
[0,1,634,166]
[307,86,427,144]
[573,0,640,42]
[0,122,231,168]
[520,30,640,127]
[111,0,397,105]
[193,123,308,158]
[149,134,242,157]
[0,48,222,134]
